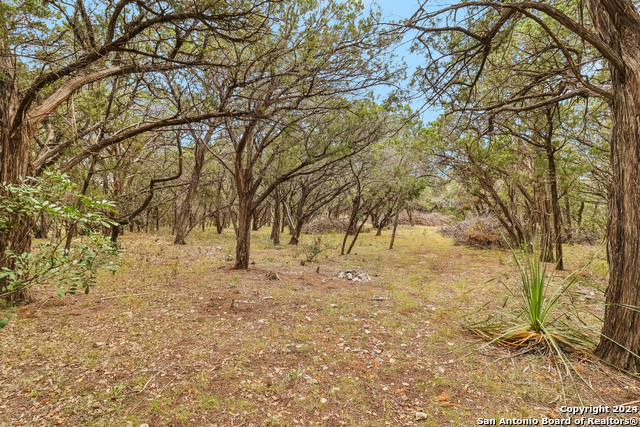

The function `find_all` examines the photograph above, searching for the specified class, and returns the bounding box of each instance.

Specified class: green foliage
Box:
[468,241,600,402]
[0,171,120,327]
[300,236,333,263]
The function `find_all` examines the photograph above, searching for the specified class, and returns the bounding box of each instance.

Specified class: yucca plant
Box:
[468,239,601,402]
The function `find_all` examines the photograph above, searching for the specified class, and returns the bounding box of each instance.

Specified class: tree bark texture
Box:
[543,108,564,270]
[587,0,640,372]
[234,195,252,269]
[270,186,281,244]
[232,124,257,270]
[0,49,33,302]
[539,185,554,263]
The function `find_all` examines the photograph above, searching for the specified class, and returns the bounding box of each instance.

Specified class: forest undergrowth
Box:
[0,226,636,427]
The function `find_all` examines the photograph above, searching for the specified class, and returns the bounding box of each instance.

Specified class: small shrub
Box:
[0,171,120,327]
[467,231,504,247]
[302,218,349,234]
[565,228,604,245]
[398,211,452,227]
[439,215,507,248]
[300,236,333,262]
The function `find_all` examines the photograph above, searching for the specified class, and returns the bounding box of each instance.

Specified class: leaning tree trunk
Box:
[341,196,361,255]
[389,198,402,250]
[0,51,34,303]
[345,213,369,255]
[588,0,640,372]
[174,130,209,245]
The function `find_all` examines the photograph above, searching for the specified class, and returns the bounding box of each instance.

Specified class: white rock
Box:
[320,398,327,404]
[415,412,428,421]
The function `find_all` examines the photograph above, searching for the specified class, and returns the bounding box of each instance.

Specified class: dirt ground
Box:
[1,226,638,426]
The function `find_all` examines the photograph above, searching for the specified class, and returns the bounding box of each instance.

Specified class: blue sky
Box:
[363,0,442,123]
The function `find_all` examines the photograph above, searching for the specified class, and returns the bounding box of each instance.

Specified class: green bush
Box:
[0,171,120,327]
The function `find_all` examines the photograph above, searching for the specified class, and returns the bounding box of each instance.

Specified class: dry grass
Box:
[0,226,636,427]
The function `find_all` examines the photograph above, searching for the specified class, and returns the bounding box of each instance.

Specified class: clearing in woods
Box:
[1,226,636,426]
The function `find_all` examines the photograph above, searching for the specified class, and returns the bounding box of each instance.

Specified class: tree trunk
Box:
[288,219,304,245]
[345,214,369,255]
[281,202,287,233]
[341,196,360,255]
[233,195,253,269]
[0,51,34,302]
[283,201,295,235]
[544,109,563,270]
[270,186,281,244]
[252,208,261,231]
[65,157,96,254]
[232,124,257,270]
[345,198,360,237]
[577,201,585,228]
[228,207,238,237]
[564,195,573,243]
[171,202,178,235]
[588,0,640,372]
[389,199,402,250]
[288,188,309,245]
[214,211,224,234]
[375,211,393,236]
[371,213,380,229]
[375,216,384,236]
[174,129,210,245]
[110,224,120,243]
[34,213,50,239]
[539,187,554,263]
